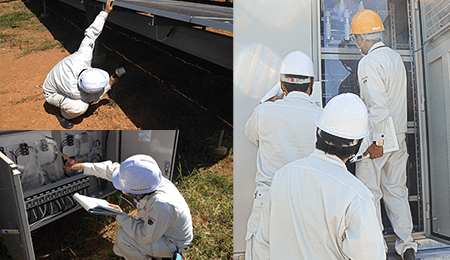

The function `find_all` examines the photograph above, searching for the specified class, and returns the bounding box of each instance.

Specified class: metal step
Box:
[387,239,450,260]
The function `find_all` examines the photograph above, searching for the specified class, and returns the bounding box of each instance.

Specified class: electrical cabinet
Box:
[0,130,178,260]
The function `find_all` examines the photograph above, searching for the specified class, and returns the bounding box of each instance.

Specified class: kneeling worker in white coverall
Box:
[255,93,385,260]
[351,9,417,260]
[62,153,193,260]
[43,0,118,129]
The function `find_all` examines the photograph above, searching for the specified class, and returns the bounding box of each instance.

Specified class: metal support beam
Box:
[57,0,232,69]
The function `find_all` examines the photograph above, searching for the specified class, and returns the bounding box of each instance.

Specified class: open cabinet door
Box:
[119,130,179,181]
[0,152,35,260]
[421,0,450,242]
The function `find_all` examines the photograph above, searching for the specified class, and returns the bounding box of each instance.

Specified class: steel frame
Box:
[57,0,233,70]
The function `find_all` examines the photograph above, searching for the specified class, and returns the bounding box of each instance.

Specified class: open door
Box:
[420,0,450,243]
[0,152,35,260]
[120,130,179,181]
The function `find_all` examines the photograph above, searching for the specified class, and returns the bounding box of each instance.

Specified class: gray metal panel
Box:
[425,53,450,238]
[422,0,450,41]
[107,9,233,69]
[0,153,35,260]
[98,0,233,31]
[233,0,314,254]
[56,0,233,69]
[119,130,178,180]
[421,13,450,239]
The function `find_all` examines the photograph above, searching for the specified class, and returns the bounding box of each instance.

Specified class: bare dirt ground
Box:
[0,0,232,130]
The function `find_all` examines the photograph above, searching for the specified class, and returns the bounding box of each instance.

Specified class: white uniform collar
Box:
[284,91,314,103]
[368,42,386,54]
[311,149,347,169]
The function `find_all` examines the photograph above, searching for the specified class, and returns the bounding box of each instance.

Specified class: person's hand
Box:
[265,93,285,102]
[109,75,118,86]
[105,0,114,14]
[363,143,383,159]
[108,203,122,218]
[60,152,84,171]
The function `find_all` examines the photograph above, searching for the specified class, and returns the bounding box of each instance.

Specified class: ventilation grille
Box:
[423,0,450,39]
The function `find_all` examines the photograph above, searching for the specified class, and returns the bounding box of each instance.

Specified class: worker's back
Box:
[245,91,322,186]
[264,150,384,260]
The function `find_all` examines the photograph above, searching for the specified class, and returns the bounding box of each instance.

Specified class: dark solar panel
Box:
[97,0,233,31]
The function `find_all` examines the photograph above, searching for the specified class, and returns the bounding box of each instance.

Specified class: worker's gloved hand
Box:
[105,0,114,14]
[363,143,383,159]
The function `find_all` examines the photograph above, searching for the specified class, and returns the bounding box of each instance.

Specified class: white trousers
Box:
[356,133,417,255]
[113,227,181,260]
[44,92,89,119]
[245,186,269,260]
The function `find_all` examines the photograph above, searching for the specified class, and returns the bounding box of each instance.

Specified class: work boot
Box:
[56,113,73,129]
[403,248,416,260]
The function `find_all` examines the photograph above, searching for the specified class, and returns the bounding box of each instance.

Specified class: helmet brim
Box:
[112,168,125,191]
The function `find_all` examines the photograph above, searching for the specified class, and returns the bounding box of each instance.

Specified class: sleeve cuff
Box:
[116,213,129,224]
[99,11,109,19]
[82,162,95,175]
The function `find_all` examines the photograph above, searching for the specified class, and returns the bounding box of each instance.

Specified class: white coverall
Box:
[244,91,322,259]
[43,11,111,119]
[255,150,386,260]
[356,42,417,254]
[83,161,193,259]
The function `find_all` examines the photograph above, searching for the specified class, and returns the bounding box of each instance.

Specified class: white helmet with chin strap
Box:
[112,154,163,194]
[78,68,109,93]
[279,50,315,84]
[316,93,369,140]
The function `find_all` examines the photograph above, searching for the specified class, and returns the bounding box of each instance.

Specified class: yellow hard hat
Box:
[350,9,385,35]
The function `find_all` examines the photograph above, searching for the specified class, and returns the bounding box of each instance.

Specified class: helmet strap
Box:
[355,35,366,53]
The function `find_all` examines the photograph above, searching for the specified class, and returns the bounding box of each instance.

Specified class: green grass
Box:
[0,11,33,29]
[175,155,233,259]
[10,93,42,105]
[0,1,62,57]
[18,40,61,57]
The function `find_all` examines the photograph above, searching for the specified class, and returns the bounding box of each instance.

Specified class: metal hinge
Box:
[165,161,171,175]
[425,202,430,220]
[421,95,426,112]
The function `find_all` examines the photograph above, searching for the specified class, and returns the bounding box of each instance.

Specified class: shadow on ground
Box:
[23,0,233,130]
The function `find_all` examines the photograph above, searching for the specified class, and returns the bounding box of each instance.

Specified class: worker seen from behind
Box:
[43,0,118,129]
[62,153,193,260]
[351,9,417,260]
[244,50,322,259]
[255,93,385,260]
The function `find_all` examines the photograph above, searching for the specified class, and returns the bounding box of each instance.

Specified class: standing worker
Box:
[351,9,417,260]
[43,0,118,129]
[244,50,322,259]
[255,93,385,260]
[62,153,193,260]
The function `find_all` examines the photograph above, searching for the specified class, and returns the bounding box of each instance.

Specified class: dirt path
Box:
[0,0,232,130]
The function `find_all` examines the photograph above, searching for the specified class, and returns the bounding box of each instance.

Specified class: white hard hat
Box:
[279,50,315,78]
[112,154,162,194]
[316,93,369,139]
[78,68,109,93]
